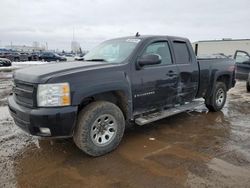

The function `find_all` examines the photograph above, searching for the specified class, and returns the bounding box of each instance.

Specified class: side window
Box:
[173,41,191,64]
[235,51,250,64]
[142,41,172,65]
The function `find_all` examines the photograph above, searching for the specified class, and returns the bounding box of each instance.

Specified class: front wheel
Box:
[73,101,125,156]
[205,82,227,112]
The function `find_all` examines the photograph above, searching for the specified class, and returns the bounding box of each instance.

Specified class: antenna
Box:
[135,32,140,37]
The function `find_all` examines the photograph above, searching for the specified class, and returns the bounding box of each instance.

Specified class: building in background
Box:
[192,39,250,57]
[32,41,39,48]
[5,41,47,52]
[71,40,81,54]
[70,27,83,54]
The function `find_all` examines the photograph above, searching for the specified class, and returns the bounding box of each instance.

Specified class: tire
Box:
[205,82,227,112]
[73,101,125,156]
[246,81,250,92]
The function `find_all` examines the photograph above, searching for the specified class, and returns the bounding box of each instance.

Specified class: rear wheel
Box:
[246,81,250,92]
[73,101,125,156]
[205,82,227,112]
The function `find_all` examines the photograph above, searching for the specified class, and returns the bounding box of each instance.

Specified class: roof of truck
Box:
[111,35,189,42]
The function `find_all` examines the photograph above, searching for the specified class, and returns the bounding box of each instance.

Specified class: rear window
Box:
[173,41,191,64]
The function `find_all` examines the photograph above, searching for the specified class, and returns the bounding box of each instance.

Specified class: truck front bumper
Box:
[8,95,78,137]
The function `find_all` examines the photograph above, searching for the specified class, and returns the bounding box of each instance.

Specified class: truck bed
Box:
[196,58,235,98]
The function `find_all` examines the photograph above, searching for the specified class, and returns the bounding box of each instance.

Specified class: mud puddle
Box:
[0,80,250,187]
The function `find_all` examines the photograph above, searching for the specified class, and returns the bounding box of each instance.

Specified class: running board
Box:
[135,100,204,126]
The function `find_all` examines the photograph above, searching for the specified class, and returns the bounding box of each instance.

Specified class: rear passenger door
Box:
[132,39,179,113]
[171,40,199,104]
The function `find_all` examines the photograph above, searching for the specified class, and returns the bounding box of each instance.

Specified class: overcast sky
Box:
[0,0,250,51]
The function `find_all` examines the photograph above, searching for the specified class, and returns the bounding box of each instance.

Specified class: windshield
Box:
[84,38,141,63]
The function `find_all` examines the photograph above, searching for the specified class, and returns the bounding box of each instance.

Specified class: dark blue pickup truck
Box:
[8,35,236,156]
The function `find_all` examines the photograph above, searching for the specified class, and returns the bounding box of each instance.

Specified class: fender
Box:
[206,70,233,98]
[71,71,133,119]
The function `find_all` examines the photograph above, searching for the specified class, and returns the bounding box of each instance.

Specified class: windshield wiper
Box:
[85,58,107,62]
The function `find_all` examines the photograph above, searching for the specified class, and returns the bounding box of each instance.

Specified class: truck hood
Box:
[13,61,119,83]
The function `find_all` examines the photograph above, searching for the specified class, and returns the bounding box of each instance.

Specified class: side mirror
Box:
[138,54,161,67]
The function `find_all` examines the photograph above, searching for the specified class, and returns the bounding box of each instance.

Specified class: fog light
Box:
[39,128,51,136]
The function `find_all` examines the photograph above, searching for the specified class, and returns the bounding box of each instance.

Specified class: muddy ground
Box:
[0,72,250,188]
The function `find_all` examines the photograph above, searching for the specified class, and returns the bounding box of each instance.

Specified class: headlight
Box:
[37,83,71,107]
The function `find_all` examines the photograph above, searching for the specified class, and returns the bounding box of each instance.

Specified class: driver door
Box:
[234,50,250,80]
[132,40,179,113]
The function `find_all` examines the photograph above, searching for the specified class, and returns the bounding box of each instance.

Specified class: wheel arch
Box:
[76,88,133,121]
[215,74,231,91]
[206,72,232,98]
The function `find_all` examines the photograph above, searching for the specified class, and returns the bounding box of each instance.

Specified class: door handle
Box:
[166,70,177,77]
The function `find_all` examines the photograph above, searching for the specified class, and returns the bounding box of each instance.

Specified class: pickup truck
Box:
[8,35,236,156]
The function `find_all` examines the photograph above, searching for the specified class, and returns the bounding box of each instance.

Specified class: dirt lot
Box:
[0,72,250,188]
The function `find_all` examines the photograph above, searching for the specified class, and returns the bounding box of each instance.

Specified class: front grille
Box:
[13,80,35,108]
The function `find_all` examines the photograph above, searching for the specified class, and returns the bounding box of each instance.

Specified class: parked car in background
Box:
[18,53,29,61]
[75,54,85,61]
[0,58,12,67]
[65,54,74,57]
[0,52,17,61]
[234,50,250,80]
[0,52,5,58]
[39,52,67,62]
[0,52,28,62]
[246,73,250,92]
[28,52,40,61]
[6,52,17,62]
